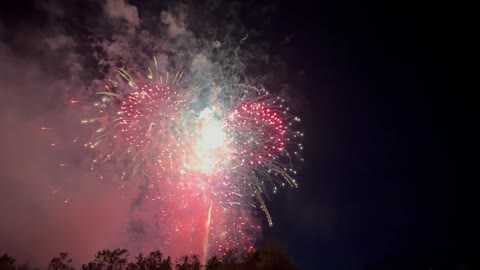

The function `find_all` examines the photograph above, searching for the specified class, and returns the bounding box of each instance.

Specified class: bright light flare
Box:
[200,119,225,151]
[189,107,229,174]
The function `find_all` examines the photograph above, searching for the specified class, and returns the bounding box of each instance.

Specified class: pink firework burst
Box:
[64,70,303,261]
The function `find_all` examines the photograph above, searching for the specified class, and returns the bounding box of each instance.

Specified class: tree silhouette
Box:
[159,256,172,270]
[220,250,242,270]
[249,242,299,270]
[1,244,301,270]
[205,256,221,270]
[2,245,475,270]
[128,251,172,270]
[240,251,261,270]
[174,255,201,270]
[128,253,146,270]
[0,254,17,270]
[204,243,300,270]
[82,249,129,270]
[48,252,74,270]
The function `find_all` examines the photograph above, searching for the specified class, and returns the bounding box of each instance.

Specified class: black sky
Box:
[260,1,473,269]
[0,1,474,269]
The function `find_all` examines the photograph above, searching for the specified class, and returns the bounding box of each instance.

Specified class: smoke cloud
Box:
[0,0,291,267]
[104,0,140,28]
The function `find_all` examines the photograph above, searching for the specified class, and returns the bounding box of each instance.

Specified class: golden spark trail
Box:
[203,200,213,265]
[272,168,299,188]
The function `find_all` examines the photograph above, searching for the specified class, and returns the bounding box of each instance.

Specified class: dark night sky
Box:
[261,1,474,269]
[0,1,473,269]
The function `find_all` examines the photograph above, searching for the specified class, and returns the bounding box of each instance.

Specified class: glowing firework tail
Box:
[204,200,213,263]
[56,60,303,260]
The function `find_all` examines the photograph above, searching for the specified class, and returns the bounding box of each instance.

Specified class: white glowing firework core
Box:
[198,107,226,150]
[190,107,228,173]
[201,119,226,150]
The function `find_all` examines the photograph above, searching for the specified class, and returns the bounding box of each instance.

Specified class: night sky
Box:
[262,1,473,269]
[0,1,473,270]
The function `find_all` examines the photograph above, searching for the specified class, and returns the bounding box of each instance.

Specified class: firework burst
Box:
[53,60,303,261]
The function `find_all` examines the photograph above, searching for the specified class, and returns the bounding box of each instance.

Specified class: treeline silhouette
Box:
[1,243,299,270]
